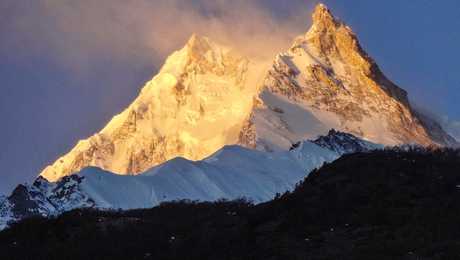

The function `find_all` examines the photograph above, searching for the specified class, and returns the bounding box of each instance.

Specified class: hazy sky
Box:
[0,0,459,195]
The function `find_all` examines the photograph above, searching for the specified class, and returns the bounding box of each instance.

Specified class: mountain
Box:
[38,3,455,183]
[3,2,454,228]
[2,148,460,259]
[251,4,457,151]
[0,131,380,230]
[40,35,260,182]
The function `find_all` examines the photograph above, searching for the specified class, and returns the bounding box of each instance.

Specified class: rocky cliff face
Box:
[0,175,94,229]
[252,4,456,150]
[309,129,383,155]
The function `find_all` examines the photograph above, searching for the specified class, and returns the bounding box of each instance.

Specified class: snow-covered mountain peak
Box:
[186,34,218,57]
[256,4,455,149]
[40,35,256,182]
[304,4,384,82]
[305,3,343,50]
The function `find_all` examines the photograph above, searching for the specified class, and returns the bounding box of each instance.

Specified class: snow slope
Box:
[0,131,382,230]
[79,143,337,209]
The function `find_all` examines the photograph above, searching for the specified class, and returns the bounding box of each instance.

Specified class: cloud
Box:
[440,118,460,141]
[0,0,315,73]
[411,103,460,143]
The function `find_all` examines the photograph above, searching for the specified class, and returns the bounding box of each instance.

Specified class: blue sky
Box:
[0,0,459,194]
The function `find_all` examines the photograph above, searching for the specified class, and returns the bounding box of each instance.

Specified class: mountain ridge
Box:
[1,131,380,230]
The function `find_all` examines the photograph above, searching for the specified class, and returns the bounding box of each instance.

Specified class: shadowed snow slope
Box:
[61,143,338,210]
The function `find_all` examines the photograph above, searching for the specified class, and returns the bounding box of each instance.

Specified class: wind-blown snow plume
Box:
[442,119,460,143]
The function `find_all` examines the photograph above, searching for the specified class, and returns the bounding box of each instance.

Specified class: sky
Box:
[0,0,459,195]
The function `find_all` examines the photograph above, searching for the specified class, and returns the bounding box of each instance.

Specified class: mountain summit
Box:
[39,4,456,182]
[252,3,457,150]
